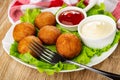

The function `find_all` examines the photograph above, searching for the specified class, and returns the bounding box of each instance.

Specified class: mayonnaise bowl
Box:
[78,15,117,49]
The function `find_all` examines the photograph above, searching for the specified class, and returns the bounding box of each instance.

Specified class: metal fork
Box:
[29,40,120,80]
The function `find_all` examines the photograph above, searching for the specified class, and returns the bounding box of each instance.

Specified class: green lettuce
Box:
[86,3,116,21]
[44,45,57,52]
[73,48,90,64]
[76,0,86,8]
[112,30,120,45]
[56,24,80,37]
[62,63,78,70]
[20,8,40,24]
[86,3,105,16]
[10,41,19,58]
[76,0,116,21]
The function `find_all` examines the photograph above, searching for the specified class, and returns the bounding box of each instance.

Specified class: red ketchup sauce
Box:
[58,10,85,25]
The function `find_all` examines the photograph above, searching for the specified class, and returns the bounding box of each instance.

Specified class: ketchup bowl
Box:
[56,6,87,31]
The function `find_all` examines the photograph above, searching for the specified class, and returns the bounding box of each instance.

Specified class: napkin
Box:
[8,0,120,29]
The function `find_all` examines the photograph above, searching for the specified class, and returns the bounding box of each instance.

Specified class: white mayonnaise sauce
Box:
[81,20,113,39]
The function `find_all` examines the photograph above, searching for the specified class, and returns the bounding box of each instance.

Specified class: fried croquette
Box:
[35,12,56,29]
[38,25,61,45]
[56,33,82,59]
[18,36,42,57]
[13,22,35,42]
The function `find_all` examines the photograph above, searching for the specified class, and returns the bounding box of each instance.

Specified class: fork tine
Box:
[33,40,55,55]
[29,43,52,63]
[31,41,54,57]
[29,44,42,57]
[29,40,66,64]
[29,41,55,63]
[40,56,51,63]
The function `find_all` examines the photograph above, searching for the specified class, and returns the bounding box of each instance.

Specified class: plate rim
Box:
[2,7,119,73]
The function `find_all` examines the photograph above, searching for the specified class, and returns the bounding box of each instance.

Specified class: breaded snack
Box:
[35,12,56,29]
[13,22,35,42]
[38,25,61,45]
[56,33,82,59]
[18,36,42,57]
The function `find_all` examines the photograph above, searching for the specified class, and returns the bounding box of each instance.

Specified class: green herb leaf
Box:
[87,3,116,21]
[44,45,57,52]
[76,0,86,8]
[74,49,90,64]
[63,63,77,70]
[10,41,19,58]
[56,24,80,37]
[20,8,40,24]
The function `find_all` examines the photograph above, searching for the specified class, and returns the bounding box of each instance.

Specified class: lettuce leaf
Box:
[76,1,116,21]
[87,3,105,16]
[104,11,117,22]
[62,63,78,70]
[20,8,40,24]
[112,30,120,45]
[73,48,90,64]
[76,0,86,8]
[86,3,117,21]
[10,41,19,58]
[84,46,96,57]
[56,24,80,37]
[44,45,57,52]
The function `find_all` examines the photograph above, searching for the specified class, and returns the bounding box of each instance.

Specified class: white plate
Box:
[2,7,118,72]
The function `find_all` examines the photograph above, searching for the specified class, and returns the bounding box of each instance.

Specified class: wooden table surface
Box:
[0,0,120,80]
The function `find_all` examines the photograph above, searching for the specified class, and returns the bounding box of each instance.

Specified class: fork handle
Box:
[66,60,120,80]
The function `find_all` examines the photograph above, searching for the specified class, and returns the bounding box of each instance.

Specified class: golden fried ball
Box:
[35,12,56,29]
[38,25,61,45]
[13,22,35,42]
[56,33,82,59]
[18,36,42,57]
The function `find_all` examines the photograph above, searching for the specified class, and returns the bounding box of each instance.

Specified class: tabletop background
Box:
[0,0,120,80]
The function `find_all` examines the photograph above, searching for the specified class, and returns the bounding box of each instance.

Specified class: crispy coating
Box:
[56,33,82,59]
[13,22,35,42]
[18,36,42,57]
[38,25,61,45]
[35,12,56,29]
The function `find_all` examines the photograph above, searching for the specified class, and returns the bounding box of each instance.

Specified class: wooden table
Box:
[0,0,120,80]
